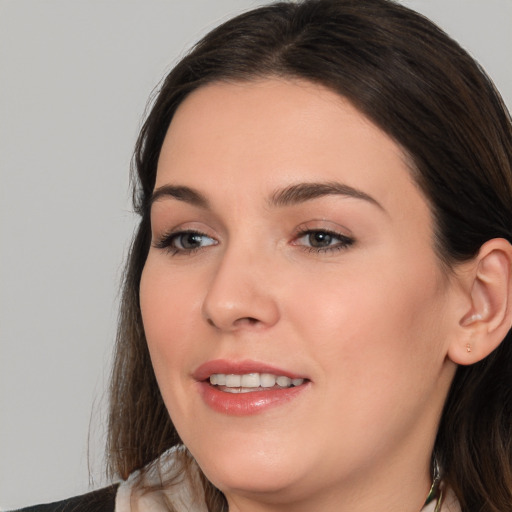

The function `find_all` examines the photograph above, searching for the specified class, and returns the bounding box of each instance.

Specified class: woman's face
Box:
[140,79,460,509]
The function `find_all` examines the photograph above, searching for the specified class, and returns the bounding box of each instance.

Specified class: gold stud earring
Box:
[466,343,472,353]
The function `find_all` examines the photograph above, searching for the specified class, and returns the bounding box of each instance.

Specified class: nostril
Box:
[206,316,260,328]
[235,317,259,326]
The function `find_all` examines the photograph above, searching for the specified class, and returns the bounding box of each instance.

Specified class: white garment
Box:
[116,446,207,512]
[116,446,461,512]
[422,485,461,512]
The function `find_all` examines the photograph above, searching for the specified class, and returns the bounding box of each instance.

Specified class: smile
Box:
[209,373,305,393]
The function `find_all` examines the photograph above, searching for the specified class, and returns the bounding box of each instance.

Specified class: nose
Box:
[201,244,280,332]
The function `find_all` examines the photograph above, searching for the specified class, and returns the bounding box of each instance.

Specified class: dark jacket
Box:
[13,484,119,512]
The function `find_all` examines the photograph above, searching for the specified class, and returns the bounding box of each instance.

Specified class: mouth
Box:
[209,372,305,393]
[194,360,310,415]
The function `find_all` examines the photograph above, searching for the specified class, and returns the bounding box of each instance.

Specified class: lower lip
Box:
[197,382,308,416]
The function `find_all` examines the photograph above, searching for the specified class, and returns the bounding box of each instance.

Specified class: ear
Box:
[448,238,512,365]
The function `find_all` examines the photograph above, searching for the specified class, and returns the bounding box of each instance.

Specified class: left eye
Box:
[153,230,217,254]
[295,230,354,250]
[170,232,216,250]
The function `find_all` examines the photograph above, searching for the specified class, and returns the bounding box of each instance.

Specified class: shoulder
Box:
[12,484,119,512]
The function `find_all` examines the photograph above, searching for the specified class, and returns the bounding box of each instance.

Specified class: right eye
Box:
[154,230,217,254]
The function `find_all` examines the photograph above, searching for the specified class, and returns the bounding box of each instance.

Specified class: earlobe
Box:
[448,238,512,366]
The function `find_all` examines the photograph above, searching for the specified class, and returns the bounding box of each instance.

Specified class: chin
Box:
[204,467,308,505]
[190,440,307,496]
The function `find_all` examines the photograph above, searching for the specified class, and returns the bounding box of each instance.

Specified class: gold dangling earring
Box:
[424,455,443,511]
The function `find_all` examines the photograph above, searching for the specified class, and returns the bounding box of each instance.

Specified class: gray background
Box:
[1,0,511,509]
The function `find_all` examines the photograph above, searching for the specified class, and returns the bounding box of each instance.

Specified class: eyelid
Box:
[152,223,219,255]
[290,221,355,253]
[292,220,353,239]
[293,230,354,252]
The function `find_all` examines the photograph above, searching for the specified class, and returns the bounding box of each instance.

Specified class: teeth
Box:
[276,376,292,387]
[225,374,241,387]
[209,373,304,389]
[241,373,260,387]
[260,373,276,387]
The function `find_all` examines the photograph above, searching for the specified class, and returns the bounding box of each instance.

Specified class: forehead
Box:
[156,79,425,217]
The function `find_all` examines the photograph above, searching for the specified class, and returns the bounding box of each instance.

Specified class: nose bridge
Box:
[202,236,280,331]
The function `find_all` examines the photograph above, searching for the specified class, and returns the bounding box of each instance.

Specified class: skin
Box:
[140,79,464,512]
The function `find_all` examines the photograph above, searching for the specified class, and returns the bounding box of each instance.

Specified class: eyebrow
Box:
[149,181,384,212]
[269,181,384,210]
[150,185,210,209]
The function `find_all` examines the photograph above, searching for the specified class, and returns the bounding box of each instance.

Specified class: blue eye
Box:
[295,230,354,252]
[155,230,217,254]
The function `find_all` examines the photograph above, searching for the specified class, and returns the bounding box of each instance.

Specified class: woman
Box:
[19,0,512,511]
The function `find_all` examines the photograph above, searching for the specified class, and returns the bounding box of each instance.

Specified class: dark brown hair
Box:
[108,1,512,510]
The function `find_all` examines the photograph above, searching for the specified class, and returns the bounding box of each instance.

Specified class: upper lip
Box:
[193,359,306,382]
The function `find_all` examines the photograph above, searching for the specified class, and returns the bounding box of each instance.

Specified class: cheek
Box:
[139,257,203,379]
[286,256,449,381]
[291,262,450,430]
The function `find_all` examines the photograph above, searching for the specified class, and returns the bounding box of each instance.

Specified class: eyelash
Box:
[153,230,217,256]
[153,228,355,256]
[293,228,355,253]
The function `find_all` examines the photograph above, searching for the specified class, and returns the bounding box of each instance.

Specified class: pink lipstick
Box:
[193,359,309,416]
